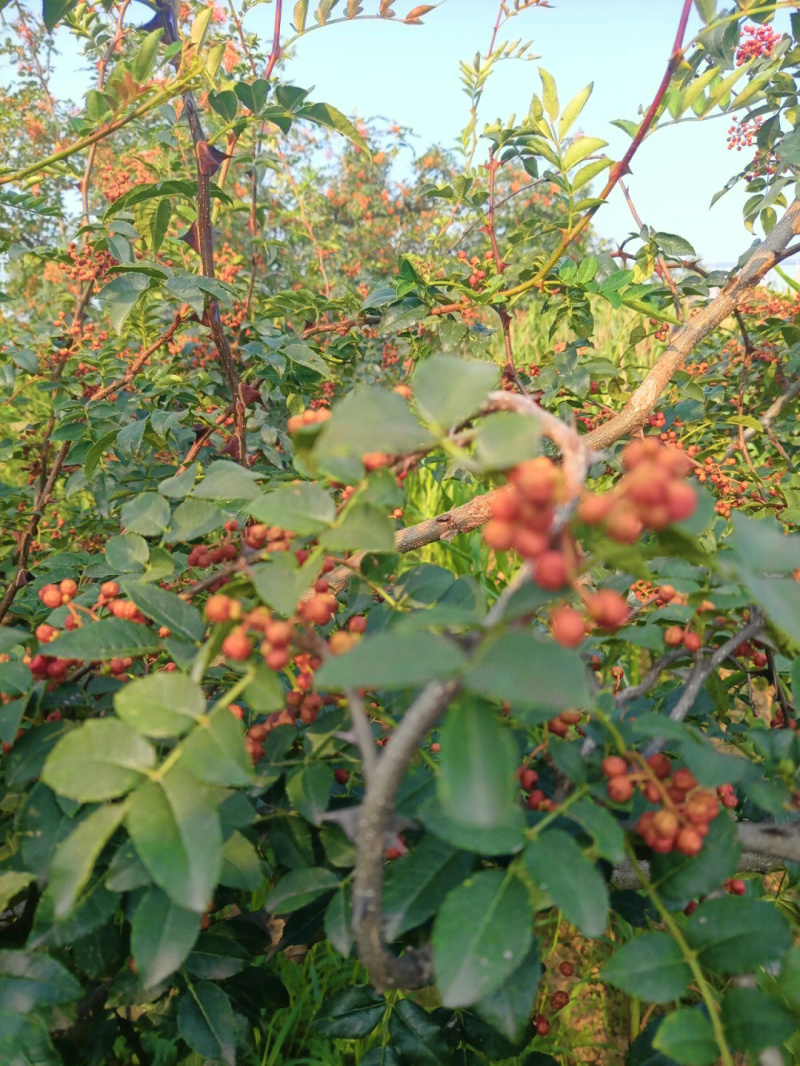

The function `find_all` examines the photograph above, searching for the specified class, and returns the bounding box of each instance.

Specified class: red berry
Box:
[601,756,628,778]
[550,604,585,648]
[607,775,634,803]
[559,960,574,977]
[535,1015,550,1037]
[519,768,539,791]
[334,768,350,785]
[222,629,253,661]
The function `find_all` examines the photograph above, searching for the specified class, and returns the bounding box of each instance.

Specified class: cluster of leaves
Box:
[4,1,800,1065]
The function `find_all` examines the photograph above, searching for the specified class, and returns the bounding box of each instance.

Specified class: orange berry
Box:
[601,756,628,778]
[533,550,569,590]
[607,775,634,802]
[664,625,684,647]
[584,589,630,629]
[222,629,252,661]
[676,827,703,856]
[550,605,585,647]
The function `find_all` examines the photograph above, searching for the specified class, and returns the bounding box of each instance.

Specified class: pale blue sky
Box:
[256,0,791,269]
[41,0,794,269]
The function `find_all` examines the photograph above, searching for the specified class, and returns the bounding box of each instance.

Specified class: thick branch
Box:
[352,678,461,990]
[584,200,800,449]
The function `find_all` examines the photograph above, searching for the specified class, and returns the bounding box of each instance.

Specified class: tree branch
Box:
[352,678,461,990]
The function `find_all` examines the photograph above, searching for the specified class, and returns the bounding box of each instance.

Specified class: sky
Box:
[40,0,794,270]
[246,0,790,269]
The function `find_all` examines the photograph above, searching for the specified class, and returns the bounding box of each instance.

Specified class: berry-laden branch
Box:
[352,678,461,991]
[0,314,186,625]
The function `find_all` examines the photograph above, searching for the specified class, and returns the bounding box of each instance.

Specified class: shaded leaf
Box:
[131,887,200,987]
[42,720,156,802]
[433,870,533,1007]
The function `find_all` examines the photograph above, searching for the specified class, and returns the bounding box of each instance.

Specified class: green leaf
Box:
[126,767,223,912]
[473,938,541,1044]
[250,481,335,534]
[106,532,149,572]
[571,157,611,193]
[693,0,715,24]
[654,232,697,259]
[42,720,156,801]
[301,101,370,155]
[721,987,798,1053]
[312,986,385,1037]
[0,1012,60,1066]
[729,511,800,574]
[131,887,201,987]
[121,580,203,642]
[653,1010,717,1066]
[219,831,262,891]
[437,699,519,831]
[179,705,254,787]
[421,796,524,856]
[563,136,607,172]
[314,387,432,466]
[0,949,82,1012]
[177,982,236,1066]
[601,932,692,1003]
[412,355,499,428]
[252,554,317,616]
[679,65,720,117]
[47,801,128,919]
[315,631,466,690]
[99,272,151,333]
[193,460,261,501]
[387,999,450,1066]
[383,836,474,940]
[686,896,792,973]
[42,0,78,31]
[284,341,333,378]
[324,887,352,957]
[285,763,333,824]
[564,798,626,864]
[114,672,206,738]
[0,872,36,913]
[463,632,589,721]
[319,502,395,552]
[539,68,559,121]
[650,812,740,906]
[233,78,269,114]
[184,932,251,980]
[44,619,161,661]
[0,627,31,656]
[84,430,118,481]
[473,412,541,471]
[264,867,341,913]
[558,83,593,139]
[165,499,227,543]
[433,870,533,1007]
[121,492,171,536]
[132,27,164,82]
[209,89,238,120]
[524,830,608,937]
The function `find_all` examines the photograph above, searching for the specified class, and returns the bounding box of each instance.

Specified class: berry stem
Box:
[625,846,735,1066]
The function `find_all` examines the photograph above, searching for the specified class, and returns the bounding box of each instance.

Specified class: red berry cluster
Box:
[484,440,696,646]
[518,764,554,812]
[602,754,736,857]
[61,242,118,282]
[735,23,780,65]
[286,408,331,434]
[578,437,696,541]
